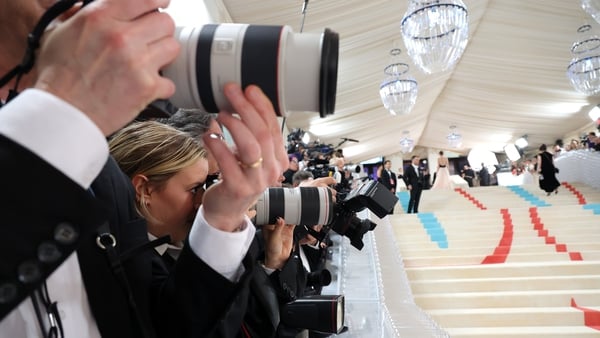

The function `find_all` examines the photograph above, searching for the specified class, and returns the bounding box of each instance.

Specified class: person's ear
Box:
[131,174,152,201]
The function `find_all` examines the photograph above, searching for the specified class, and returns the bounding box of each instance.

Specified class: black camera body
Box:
[327,179,398,249]
[280,294,345,334]
[254,180,398,250]
[253,181,398,334]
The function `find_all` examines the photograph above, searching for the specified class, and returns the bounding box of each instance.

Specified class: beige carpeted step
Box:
[406,261,600,280]
[402,251,589,267]
[410,275,600,293]
[428,307,592,328]
[382,182,600,337]
[413,289,600,310]
[396,243,600,256]
[445,325,600,337]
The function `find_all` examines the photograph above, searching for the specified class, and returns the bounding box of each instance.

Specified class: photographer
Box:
[292,172,334,295]
[157,108,332,337]
[125,112,312,337]
[331,156,351,194]
[282,155,300,186]
[265,174,337,338]
[162,108,222,188]
[254,173,396,336]
[110,120,298,338]
[0,1,287,337]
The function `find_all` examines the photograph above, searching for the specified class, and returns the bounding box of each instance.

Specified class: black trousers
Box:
[407,185,422,213]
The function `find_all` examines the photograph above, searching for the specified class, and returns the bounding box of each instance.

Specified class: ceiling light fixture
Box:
[446,125,462,148]
[567,24,600,96]
[379,48,418,116]
[581,0,600,25]
[399,130,415,153]
[401,0,470,74]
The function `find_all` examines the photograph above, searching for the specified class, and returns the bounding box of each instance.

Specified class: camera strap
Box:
[0,0,97,106]
[307,226,325,244]
[95,222,170,338]
[0,0,79,90]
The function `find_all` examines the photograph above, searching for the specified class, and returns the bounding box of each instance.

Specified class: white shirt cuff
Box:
[0,89,108,188]
[260,263,276,276]
[188,206,256,282]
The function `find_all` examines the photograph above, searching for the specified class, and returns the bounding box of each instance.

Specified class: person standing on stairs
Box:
[537,144,560,196]
[404,155,424,214]
[431,150,452,190]
[378,160,397,214]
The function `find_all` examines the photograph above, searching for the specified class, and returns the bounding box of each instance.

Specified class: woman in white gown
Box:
[432,150,453,189]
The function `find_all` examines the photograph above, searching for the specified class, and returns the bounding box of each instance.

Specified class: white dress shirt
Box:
[0,89,255,336]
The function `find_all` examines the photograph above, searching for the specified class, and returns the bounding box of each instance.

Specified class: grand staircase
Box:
[382,182,600,337]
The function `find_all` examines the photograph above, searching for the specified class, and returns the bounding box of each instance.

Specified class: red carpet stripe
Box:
[528,207,583,261]
[481,209,513,264]
[562,182,587,205]
[571,298,600,331]
[454,188,487,210]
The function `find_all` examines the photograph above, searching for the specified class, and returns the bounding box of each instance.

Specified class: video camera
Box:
[254,179,398,250]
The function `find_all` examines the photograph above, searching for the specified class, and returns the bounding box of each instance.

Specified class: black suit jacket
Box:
[479,167,490,186]
[462,169,475,179]
[0,135,254,338]
[378,169,397,191]
[404,164,422,188]
[0,135,106,322]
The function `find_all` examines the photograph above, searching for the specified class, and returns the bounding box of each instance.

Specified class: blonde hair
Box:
[109,121,206,219]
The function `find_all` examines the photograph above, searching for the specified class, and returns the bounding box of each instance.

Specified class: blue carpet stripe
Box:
[583,203,600,214]
[417,212,448,249]
[506,185,551,207]
[397,191,410,213]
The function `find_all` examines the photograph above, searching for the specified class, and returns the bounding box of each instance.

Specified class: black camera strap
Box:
[96,222,170,338]
[0,0,94,105]
[305,226,326,246]
[0,0,79,88]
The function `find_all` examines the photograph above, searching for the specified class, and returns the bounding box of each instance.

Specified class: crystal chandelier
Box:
[379,48,418,116]
[567,24,600,96]
[399,130,415,153]
[581,0,600,25]
[447,125,462,148]
[401,0,469,74]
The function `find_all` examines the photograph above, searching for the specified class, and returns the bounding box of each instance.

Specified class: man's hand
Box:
[34,0,179,136]
[262,217,294,270]
[201,84,288,232]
